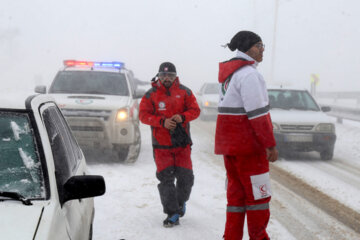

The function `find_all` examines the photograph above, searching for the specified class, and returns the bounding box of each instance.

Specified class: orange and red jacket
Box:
[139,78,200,148]
[215,58,276,156]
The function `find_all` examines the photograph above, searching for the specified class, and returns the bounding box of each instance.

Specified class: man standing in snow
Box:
[139,62,200,227]
[215,31,278,240]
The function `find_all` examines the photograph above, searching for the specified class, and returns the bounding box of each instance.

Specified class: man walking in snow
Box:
[215,31,278,240]
[139,62,200,227]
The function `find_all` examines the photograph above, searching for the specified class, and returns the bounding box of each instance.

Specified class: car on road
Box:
[36,60,144,162]
[0,94,105,240]
[268,87,336,160]
[197,82,219,120]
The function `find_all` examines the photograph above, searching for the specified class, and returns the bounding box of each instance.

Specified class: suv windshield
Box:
[0,112,45,199]
[268,90,320,111]
[204,83,219,94]
[49,71,130,96]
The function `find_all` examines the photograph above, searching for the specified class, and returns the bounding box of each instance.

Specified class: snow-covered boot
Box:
[163,213,180,227]
[179,202,186,217]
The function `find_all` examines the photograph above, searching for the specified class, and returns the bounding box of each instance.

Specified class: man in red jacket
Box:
[139,62,200,227]
[215,31,278,240]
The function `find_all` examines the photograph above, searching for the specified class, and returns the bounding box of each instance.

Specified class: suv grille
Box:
[70,126,103,132]
[280,124,314,131]
[61,109,112,121]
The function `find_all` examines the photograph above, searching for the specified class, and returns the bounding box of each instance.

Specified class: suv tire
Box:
[126,125,141,163]
[320,147,334,160]
[115,146,129,162]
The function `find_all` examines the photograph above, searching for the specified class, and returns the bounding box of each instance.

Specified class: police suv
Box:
[36,60,143,162]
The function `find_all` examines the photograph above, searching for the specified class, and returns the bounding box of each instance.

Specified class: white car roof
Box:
[0,94,55,110]
[60,66,126,73]
[267,85,308,91]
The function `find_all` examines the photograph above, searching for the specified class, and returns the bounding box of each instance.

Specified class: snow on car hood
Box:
[0,204,43,239]
[49,94,131,110]
[270,108,333,124]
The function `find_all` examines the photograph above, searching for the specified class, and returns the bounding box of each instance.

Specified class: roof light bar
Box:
[93,61,124,69]
[63,60,124,69]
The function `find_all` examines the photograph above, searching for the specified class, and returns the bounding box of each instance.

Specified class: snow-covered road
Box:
[88,118,360,239]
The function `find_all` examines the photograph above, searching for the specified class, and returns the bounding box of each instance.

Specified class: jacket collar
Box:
[236,51,259,68]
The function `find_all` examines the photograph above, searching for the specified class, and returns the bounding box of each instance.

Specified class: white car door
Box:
[41,104,92,240]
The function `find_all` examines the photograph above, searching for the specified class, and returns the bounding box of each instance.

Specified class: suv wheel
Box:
[126,125,141,163]
[320,147,334,160]
[115,146,129,162]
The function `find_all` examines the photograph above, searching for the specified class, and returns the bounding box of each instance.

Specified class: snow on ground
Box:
[89,121,295,240]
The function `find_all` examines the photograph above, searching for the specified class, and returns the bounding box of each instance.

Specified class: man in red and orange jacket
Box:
[139,62,200,227]
[215,31,278,240]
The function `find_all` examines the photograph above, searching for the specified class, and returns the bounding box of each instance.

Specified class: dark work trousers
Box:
[154,145,194,215]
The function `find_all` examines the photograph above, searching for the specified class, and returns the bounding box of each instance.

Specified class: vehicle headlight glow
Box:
[116,109,128,122]
[272,122,280,131]
[315,123,335,132]
[204,100,217,107]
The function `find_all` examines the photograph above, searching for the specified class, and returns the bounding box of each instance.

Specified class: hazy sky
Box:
[1,0,360,93]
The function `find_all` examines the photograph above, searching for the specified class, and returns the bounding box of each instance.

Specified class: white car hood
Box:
[202,94,219,103]
[0,204,43,239]
[49,94,131,110]
[270,108,333,124]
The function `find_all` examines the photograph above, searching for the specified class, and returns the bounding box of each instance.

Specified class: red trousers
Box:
[223,154,271,240]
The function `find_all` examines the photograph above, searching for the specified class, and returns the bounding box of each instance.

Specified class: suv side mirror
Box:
[35,85,47,94]
[63,175,106,204]
[321,106,331,112]
[134,89,146,99]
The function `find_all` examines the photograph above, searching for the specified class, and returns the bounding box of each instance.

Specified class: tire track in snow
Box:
[271,164,360,235]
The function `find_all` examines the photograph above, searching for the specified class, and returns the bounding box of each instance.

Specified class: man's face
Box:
[246,42,265,62]
[158,72,177,88]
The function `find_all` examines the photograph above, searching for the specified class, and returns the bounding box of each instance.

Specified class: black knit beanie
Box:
[158,62,176,73]
[228,31,262,52]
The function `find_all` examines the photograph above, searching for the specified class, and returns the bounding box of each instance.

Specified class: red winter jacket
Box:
[215,57,276,156]
[139,78,200,148]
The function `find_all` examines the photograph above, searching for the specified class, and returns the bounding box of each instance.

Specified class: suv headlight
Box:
[272,122,280,132]
[116,108,129,122]
[315,123,335,132]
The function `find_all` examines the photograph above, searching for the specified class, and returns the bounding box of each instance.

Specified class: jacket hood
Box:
[218,58,254,83]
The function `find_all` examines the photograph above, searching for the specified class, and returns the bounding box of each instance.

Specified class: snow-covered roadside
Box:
[89,121,296,240]
[274,117,360,213]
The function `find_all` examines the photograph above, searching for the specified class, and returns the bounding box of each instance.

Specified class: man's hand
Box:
[171,114,183,123]
[164,118,177,130]
[266,147,278,162]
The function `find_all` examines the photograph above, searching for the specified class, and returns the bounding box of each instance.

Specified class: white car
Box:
[0,94,105,240]
[268,87,336,160]
[36,60,144,162]
[197,82,219,120]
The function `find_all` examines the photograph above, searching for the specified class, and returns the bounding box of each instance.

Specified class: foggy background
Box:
[1,0,359,93]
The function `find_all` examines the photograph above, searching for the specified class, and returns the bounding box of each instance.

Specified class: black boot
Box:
[163,213,180,228]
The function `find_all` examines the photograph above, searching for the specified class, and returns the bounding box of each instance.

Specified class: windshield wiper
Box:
[0,191,33,205]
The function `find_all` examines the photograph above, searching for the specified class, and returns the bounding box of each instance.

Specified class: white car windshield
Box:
[0,112,46,199]
[49,71,130,96]
[204,83,219,94]
[268,90,320,111]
